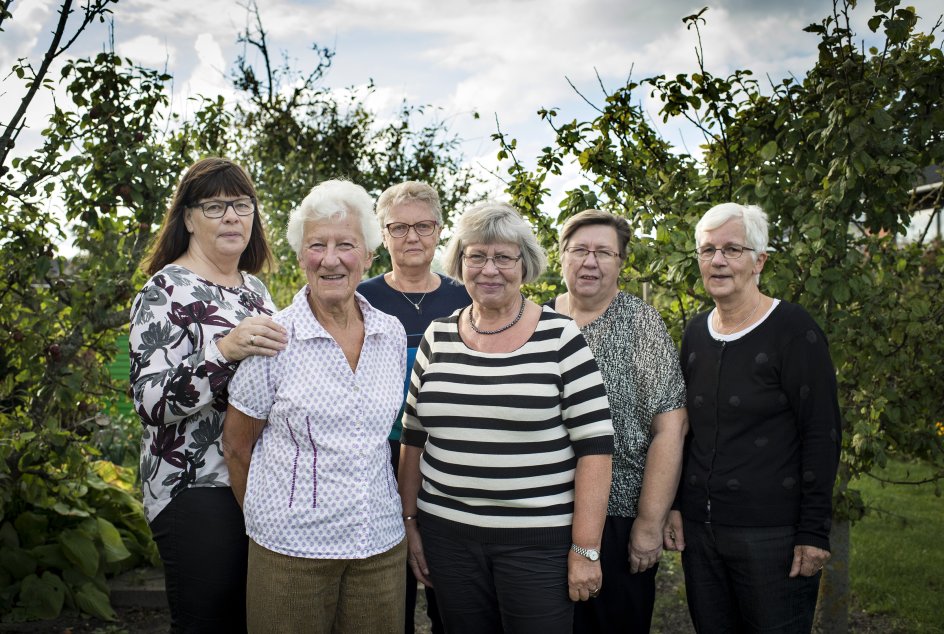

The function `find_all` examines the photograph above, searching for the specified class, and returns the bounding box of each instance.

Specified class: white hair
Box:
[286,180,380,256]
[694,203,769,259]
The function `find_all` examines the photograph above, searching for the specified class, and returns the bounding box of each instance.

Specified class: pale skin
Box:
[382,200,443,294]
[177,193,287,362]
[398,240,612,602]
[558,223,688,575]
[662,219,831,577]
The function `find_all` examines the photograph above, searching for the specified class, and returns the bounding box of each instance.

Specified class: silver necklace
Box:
[469,293,526,335]
[715,296,761,334]
[391,276,430,313]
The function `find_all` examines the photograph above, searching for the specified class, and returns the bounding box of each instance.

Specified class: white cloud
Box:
[116,34,176,69]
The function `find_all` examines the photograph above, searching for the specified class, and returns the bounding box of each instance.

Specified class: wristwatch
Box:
[571,543,600,561]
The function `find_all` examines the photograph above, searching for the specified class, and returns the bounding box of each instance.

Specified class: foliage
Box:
[217,2,481,306]
[497,0,944,626]
[0,0,477,622]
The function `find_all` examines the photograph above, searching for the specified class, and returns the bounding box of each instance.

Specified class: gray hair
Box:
[695,202,769,259]
[376,181,443,227]
[442,200,546,284]
[286,180,381,256]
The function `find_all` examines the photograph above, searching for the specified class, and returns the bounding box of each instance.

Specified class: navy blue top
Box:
[358,272,471,440]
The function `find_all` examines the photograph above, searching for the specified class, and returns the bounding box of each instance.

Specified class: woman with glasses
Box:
[358,181,469,634]
[546,209,688,633]
[398,200,614,634]
[666,203,841,633]
[222,179,408,633]
[130,157,288,632]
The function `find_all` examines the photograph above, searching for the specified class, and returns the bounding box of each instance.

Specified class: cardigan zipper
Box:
[706,340,726,522]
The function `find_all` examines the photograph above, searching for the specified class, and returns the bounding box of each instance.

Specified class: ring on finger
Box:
[249,334,256,346]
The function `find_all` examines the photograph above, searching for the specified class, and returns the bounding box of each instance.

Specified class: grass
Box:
[850,458,944,633]
[652,458,943,633]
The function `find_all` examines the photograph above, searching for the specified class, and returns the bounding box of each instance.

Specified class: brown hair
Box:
[141,157,273,275]
[559,209,632,259]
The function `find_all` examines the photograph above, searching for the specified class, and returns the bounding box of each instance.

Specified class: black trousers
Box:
[420,518,573,634]
[681,519,821,633]
[150,487,248,634]
[573,515,659,633]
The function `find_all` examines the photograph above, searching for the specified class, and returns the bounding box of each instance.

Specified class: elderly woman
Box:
[130,157,288,632]
[547,209,688,633]
[358,181,469,634]
[222,180,407,633]
[398,200,614,634]
[666,203,842,633]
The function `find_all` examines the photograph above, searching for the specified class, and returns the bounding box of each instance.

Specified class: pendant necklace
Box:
[715,296,761,335]
[391,275,430,314]
[469,293,526,335]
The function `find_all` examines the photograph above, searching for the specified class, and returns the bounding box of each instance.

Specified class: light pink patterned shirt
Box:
[228,287,406,559]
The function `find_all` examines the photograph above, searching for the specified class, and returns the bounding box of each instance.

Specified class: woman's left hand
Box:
[789,544,830,577]
[568,550,603,602]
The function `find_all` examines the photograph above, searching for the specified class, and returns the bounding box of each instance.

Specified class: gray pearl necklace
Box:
[469,293,526,335]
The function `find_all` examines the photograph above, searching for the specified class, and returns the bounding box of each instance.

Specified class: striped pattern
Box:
[402,306,613,544]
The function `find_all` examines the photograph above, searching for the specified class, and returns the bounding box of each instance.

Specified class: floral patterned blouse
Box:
[129,264,276,522]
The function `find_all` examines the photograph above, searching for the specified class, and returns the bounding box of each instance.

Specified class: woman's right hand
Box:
[404,520,433,587]
[217,316,288,362]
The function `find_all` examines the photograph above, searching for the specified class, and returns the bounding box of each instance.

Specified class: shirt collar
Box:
[287,286,385,341]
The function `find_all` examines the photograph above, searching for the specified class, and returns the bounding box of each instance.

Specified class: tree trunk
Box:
[815,463,851,634]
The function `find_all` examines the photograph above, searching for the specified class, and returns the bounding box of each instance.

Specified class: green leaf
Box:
[96,518,131,563]
[0,522,19,549]
[17,572,66,619]
[74,582,117,621]
[0,547,37,579]
[759,140,778,161]
[59,529,99,577]
[14,512,49,548]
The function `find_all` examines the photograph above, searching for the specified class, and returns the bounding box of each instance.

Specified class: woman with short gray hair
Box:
[667,202,841,633]
[398,200,614,633]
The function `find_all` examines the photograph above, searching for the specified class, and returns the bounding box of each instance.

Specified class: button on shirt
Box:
[228,287,407,559]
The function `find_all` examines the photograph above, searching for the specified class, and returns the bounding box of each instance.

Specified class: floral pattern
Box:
[129,264,276,522]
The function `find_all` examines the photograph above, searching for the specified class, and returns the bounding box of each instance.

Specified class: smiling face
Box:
[299,214,372,310]
[382,200,441,271]
[697,219,767,302]
[463,241,524,311]
[561,224,623,305]
[184,192,254,263]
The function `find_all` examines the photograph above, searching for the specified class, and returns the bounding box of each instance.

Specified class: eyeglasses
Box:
[563,247,620,263]
[462,253,522,269]
[695,245,756,260]
[191,198,256,218]
[385,221,438,238]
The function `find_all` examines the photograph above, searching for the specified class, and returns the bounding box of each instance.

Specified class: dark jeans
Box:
[150,487,248,634]
[573,515,658,633]
[420,519,573,634]
[391,439,445,633]
[681,519,821,634]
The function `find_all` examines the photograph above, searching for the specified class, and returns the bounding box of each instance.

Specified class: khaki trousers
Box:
[247,538,406,634]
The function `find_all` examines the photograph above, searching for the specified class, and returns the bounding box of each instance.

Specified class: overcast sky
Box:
[3,0,942,211]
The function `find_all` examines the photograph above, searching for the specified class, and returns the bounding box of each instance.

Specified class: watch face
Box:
[588,549,600,561]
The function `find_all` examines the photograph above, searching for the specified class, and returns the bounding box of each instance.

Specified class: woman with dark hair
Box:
[130,157,287,632]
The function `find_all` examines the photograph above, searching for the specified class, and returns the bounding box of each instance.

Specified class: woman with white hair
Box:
[222,179,408,633]
[666,202,842,633]
[398,200,614,634]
